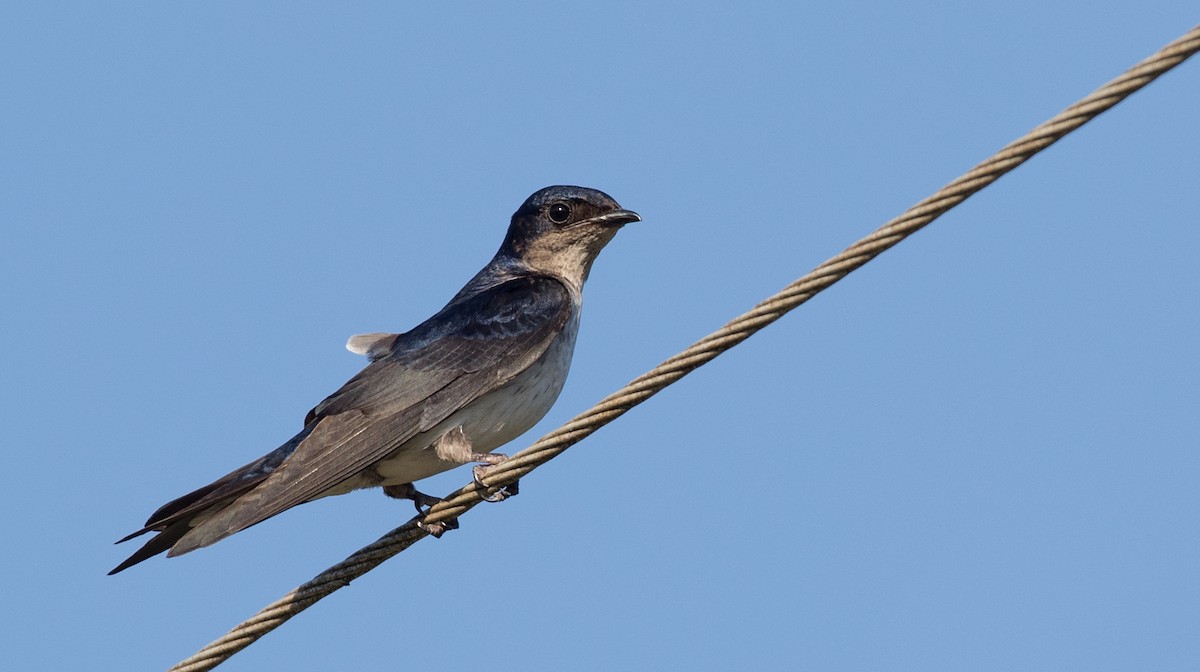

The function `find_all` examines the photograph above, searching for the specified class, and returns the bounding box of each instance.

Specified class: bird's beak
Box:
[585,209,642,228]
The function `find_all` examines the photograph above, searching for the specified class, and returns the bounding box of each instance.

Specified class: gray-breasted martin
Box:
[110,185,639,574]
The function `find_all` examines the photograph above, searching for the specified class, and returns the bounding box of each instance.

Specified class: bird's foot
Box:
[382,483,459,537]
[433,428,519,502]
[382,482,443,515]
[473,456,519,503]
[418,516,460,538]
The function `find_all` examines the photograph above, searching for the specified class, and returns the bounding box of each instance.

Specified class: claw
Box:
[433,428,520,502]
[383,483,442,514]
[384,482,459,535]
[418,517,460,538]
[473,462,519,503]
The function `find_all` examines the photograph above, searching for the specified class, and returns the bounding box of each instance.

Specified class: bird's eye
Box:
[548,202,571,224]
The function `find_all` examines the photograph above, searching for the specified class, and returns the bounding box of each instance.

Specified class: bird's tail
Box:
[108,427,311,574]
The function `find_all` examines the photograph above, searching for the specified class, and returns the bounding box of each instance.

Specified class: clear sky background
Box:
[3,4,1198,671]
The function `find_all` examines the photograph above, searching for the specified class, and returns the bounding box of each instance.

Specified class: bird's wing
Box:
[119,431,309,543]
[170,275,572,554]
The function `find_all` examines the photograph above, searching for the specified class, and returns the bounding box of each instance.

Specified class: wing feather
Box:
[170,276,571,554]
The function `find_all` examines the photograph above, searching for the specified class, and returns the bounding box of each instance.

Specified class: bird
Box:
[110,185,640,574]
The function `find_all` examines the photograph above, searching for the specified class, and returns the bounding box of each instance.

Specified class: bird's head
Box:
[499,185,641,288]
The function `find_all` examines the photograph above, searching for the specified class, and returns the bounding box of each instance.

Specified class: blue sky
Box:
[3,4,1198,670]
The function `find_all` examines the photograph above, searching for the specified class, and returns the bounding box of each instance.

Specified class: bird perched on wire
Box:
[110,185,640,574]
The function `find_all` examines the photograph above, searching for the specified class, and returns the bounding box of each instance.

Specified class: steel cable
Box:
[168,24,1200,672]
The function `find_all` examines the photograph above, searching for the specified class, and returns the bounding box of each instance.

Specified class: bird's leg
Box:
[382,482,442,514]
[433,427,520,503]
[382,482,459,538]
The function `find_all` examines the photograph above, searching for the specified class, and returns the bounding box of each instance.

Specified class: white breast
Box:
[455,312,580,452]
[369,310,582,485]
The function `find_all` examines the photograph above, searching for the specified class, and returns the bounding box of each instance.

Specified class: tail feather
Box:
[109,430,309,574]
[108,522,192,575]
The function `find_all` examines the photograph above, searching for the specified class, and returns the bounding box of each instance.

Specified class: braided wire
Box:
[168,24,1200,672]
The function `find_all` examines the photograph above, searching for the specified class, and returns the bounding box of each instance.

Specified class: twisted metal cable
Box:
[169,24,1200,672]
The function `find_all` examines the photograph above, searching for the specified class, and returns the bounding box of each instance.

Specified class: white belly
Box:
[369,313,580,485]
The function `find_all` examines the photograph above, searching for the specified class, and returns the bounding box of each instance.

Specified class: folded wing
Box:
[159,275,572,557]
